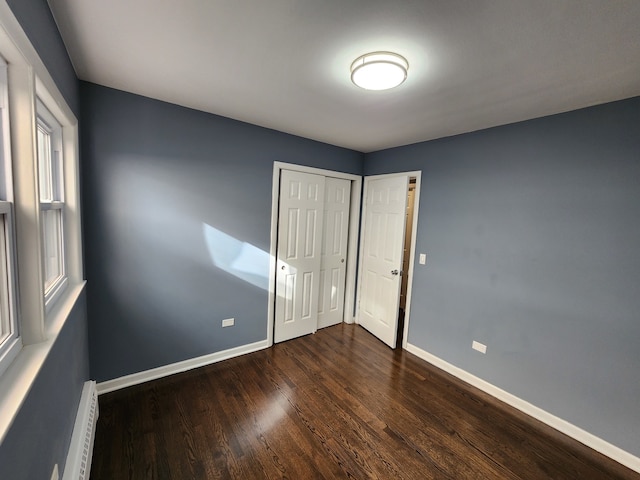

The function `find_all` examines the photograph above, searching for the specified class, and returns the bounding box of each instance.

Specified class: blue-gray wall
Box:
[0,0,89,478]
[0,291,89,480]
[365,97,640,456]
[80,82,364,382]
[6,0,79,116]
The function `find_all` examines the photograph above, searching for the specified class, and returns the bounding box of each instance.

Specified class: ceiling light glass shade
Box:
[350,52,409,90]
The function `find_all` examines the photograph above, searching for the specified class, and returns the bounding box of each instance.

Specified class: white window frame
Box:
[37,100,68,311]
[0,56,20,377]
[0,0,85,444]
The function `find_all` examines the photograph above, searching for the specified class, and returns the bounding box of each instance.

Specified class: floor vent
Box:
[63,381,99,480]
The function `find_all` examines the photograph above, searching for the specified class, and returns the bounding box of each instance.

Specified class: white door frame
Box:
[267,162,362,346]
[356,171,421,349]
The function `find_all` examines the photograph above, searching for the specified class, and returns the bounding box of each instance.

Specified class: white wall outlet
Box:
[222,318,235,327]
[50,464,59,480]
[419,253,427,265]
[472,340,487,354]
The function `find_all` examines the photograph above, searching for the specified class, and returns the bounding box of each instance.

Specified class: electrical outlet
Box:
[222,318,235,327]
[472,340,487,354]
[50,464,59,480]
[419,253,426,265]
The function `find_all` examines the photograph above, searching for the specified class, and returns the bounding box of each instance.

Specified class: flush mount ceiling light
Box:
[350,51,409,91]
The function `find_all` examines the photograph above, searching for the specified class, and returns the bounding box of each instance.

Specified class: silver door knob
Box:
[391,269,399,275]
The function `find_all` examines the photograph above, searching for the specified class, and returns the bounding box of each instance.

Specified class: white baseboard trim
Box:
[405,343,640,474]
[97,339,270,395]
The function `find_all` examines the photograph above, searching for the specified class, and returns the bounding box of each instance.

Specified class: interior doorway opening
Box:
[356,171,421,350]
[397,177,417,348]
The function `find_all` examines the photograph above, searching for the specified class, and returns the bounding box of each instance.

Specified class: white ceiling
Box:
[48,0,640,153]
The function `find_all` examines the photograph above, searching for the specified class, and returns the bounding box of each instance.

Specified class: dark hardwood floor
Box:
[90,324,639,479]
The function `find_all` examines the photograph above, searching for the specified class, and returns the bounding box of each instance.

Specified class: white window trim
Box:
[0,202,20,377]
[0,55,20,377]
[37,101,68,312]
[0,0,85,444]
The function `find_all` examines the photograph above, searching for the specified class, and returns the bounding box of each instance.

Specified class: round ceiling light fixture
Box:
[350,51,409,91]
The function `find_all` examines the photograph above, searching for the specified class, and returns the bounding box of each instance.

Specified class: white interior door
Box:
[274,170,325,343]
[357,174,409,347]
[318,177,351,329]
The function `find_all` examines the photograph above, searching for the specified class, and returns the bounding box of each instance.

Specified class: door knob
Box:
[391,269,399,275]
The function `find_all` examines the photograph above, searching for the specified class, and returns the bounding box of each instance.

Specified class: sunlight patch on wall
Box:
[202,223,270,291]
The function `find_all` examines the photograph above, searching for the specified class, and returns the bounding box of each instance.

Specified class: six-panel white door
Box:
[275,170,325,343]
[318,177,351,329]
[357,174,409,347]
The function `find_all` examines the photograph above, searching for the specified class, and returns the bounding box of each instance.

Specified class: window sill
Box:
[44,275,69,315]
[0,281,86,444]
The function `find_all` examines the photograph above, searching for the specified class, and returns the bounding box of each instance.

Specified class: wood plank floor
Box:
[90,324,639,479]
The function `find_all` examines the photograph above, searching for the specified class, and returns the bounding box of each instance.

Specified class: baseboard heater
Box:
[63,380,99,480]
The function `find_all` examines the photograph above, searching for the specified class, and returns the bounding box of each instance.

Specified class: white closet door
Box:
[274,170,325,343]
[318,177,351,329]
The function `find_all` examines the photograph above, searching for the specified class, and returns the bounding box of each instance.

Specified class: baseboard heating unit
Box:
[63,381,99,480]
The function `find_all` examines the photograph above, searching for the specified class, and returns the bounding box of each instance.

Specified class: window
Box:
[0,57,20,376]
[0,1,84,441]
[37,100,67,310]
